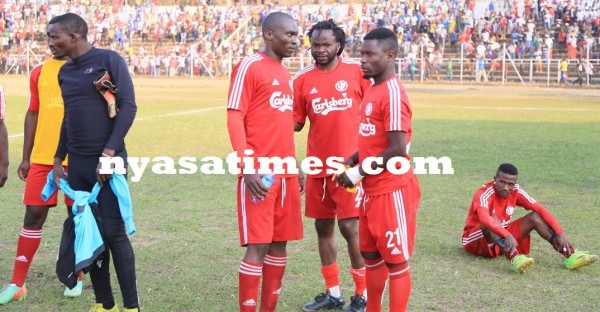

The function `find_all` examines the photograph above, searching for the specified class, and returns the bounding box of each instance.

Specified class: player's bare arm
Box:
[0,118,8,187]
[344,151,359,167]
[18,111,39,181]
[294,120,304,132]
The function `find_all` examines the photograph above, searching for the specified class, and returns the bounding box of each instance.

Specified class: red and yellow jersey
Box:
[293,58,370,177]
[358,75,414,195]
[227,52,296,176]
[28,59,67,165]
[462,181,563,242]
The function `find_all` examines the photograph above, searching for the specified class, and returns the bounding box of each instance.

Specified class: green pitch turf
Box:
[0,77,598,311]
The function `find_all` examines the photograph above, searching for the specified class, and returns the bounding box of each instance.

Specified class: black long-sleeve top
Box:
[55,48,136,158]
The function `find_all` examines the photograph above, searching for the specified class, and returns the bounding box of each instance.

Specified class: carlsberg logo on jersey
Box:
[311,96,353,115]
[359,103,376,136]
[269,91,293,112]
[359,122,376,136]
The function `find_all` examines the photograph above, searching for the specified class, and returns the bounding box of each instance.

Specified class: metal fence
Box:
[3,46,597,87]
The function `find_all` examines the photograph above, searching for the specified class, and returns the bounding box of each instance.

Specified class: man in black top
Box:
[49,13,139,312]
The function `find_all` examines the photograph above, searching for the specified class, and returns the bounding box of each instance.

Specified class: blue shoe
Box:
[344,294,366,312]
[303,292,345,311]
[0,283,27,305]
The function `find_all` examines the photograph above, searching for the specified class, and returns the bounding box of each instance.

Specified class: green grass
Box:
[0,77,599,311]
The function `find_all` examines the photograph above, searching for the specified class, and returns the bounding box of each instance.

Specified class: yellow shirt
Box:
[30,58,67,165]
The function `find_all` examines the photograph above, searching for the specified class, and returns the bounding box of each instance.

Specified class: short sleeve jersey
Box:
[28,59,67,165]
[227,52,296,176]
[358,75,414,195]
[293,58,371,177]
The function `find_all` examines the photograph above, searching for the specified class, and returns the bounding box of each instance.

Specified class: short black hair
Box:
[363,27,398,55]
[49,13,88,40]
[262,11,293,35]
[497,163,518,176]
[307,19,346,56]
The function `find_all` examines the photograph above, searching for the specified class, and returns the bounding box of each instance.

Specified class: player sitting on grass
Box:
[462,163,598,274]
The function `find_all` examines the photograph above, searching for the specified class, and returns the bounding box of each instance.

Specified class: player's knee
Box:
[23,206,48,228]
[337,218,358,239]
[245,244,271,263]
[528,212,544,226]
[315,219,335,237]
[361,250,381,260]
[387,261,410,279]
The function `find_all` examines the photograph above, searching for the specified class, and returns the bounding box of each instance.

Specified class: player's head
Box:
[262,12,299,60]
[494,163,518,198]
[360,27,398,80]
[47,13,88,59]
[308,19,346,66]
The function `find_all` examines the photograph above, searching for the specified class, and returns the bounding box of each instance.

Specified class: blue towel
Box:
[42,170,136,273]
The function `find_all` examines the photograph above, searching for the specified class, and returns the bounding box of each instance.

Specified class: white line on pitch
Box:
[8,106,224,139]
[135,106,223,121]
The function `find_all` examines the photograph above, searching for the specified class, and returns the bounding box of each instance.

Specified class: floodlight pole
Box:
[501,43,505,85]
[460,44,463,85]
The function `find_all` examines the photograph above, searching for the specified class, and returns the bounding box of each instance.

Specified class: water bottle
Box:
[251,173,275,203]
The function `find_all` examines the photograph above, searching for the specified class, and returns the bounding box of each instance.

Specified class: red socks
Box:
[350,266,366,296]
[364,259,412,312]
[239,260,262,312]
[364,258,388,312]
[260,254,287,312]
[388,263,411,312]
[321,262,341,296]
[11,228,42,287]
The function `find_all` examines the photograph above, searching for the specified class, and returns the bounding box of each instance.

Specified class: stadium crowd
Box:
[0,0,598,80]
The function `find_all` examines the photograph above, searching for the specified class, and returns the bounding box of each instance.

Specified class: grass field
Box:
[0,76,599,311]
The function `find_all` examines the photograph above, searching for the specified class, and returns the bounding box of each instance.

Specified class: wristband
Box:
[345,166,364,185]
[102,153,112,157]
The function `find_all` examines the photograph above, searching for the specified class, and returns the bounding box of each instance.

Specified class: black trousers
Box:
[68,153,139,309]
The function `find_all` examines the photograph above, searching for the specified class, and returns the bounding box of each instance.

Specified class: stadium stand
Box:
[0,0,598,84]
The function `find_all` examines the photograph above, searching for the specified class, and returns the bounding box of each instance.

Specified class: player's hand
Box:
[96,161,113,187]
[554,232,571,257]
[0,163,7,187]
[336,166,364,189]
[336,172,354,189]
[52,164,68,188]
[503,234,518,257]
[17,160,31,181]
[298,171,305,195]
[96,149,116,186]
[244,173,269,202]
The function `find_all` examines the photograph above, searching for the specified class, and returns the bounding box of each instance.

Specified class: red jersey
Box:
[462,181,563,241]
[227,52,296,176]
[358,75,414,195]
[293,58,370,177]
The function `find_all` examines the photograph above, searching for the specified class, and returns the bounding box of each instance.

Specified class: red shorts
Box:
[23,164,74,207]
[237,176,303,246]
[359,175,421,264]
[304,177,362,220]
[462,221,531,257]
